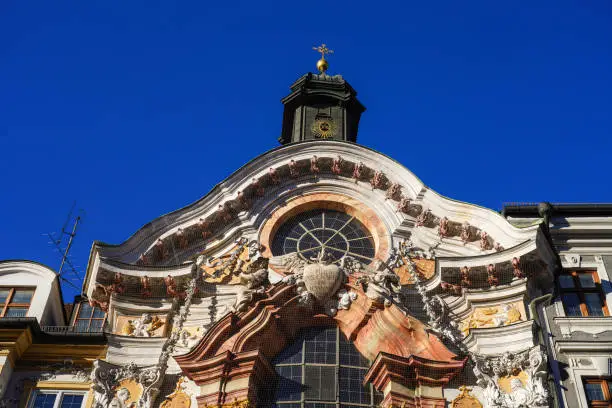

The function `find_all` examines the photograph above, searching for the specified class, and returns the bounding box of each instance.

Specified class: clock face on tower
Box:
[311,117,337,139]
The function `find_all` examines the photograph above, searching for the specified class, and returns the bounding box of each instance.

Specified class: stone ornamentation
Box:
[356,260,402,307]
[277,250,361,316]
[397,196,411,213]
[124,313,164,338]
[89,283,113,311]
[472,346,549,408]
[460,266,471,287]
[461,222,472,245]
[310,155,320,174]
[177,228,188,249]
[441,281,462,296]
[113,273,125,295]
[269,167,280,184]
[288,159,299,177]
[352,161,365,180]
[233,266,269,313]
[370,170,387,189]
[251,177,265,197]
[91,360,163,408]
[461,304,522,336]
[415,208,432,227]
[140,275,152,298]
[237,191,250,210]
[438,216,450,238]
[165,275,186,299]
[200,238,263,284]
[332,155,344,175]
[160,378,192,408]
[487,264,499,286]
[406,258,464,347]
[385,182,402,200]
[480,231,492,251]
[198,218,212,240]
[511,257,524,279]
[92,258,202,408]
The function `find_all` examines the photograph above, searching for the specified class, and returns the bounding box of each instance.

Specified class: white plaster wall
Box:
[0,261,65,326]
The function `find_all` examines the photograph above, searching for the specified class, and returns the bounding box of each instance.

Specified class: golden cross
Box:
[313,43,334,59]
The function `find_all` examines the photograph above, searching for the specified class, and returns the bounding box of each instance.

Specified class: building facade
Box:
[1,52,611,408]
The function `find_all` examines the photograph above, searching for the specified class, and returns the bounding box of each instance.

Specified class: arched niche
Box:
[174,282,466,408]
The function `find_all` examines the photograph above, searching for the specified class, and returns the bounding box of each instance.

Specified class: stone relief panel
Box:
[116,313,167,337]
[461,303,524,336]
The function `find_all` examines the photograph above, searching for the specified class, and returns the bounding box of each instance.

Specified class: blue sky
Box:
[1,1,611,299]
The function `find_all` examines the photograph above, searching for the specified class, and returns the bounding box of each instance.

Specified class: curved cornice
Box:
[84,141,540,290]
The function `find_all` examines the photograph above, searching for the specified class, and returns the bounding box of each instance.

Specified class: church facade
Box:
[1,48,611,408]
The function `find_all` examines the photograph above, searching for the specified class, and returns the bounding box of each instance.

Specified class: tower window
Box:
[271,326,383,407]
[558,271,609,317]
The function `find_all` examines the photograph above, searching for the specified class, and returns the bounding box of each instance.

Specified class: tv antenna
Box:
[47,202,85,292]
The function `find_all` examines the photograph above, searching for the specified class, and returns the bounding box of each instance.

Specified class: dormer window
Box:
[73,302,106,332]
[558,270,609,317]
[0,287,34,318]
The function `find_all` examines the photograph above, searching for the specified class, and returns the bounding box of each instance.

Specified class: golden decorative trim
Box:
[160,377,191,408]
[203,399,251,408]
[451,385,483,408]
[34,381,91,390]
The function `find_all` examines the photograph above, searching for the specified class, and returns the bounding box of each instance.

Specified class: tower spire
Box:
[312,43,334,74]
[278,43,365,145]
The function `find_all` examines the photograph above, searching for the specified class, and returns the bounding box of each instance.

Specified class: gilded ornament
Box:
[311,117,337,138]
[461,303,523,335]
[312,43,334,73]
[451,385,483,408]
[160,378,192,408]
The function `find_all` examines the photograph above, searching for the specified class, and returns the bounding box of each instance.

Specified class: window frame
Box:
[272,326,382,407]
[0,287,35,318]
[583,377,612,407]
[558,270,609,317]
[28,389,87,408]
[72,302,106,333]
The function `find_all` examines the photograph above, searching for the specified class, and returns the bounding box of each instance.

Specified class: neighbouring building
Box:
[1,47,611,408]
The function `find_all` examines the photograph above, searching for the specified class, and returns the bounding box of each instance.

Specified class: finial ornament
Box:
[312,43,334,73]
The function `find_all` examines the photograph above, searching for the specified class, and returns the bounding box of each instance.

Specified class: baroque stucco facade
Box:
[1,65,611,408]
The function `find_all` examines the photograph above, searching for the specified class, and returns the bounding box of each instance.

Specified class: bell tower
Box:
[278,44,366,145]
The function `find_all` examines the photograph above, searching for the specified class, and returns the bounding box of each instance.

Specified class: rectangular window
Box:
[583,378,612,407]
[73,302,106,333]
[558,271,609,317]
[29,391,85,408]
[0,287,34,318]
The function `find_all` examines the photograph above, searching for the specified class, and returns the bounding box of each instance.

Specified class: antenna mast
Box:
[47,202,85,292]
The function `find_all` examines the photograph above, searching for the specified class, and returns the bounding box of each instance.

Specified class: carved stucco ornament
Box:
[199,238,263,284]
[92,258,202,408]
[461,304,523,336]
[277,249,360,316]
[472,346,549,408]
[160,378,192,408]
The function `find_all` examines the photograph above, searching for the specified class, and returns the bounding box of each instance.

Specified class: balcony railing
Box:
[41,325,105,335]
